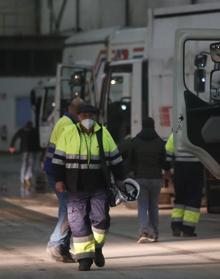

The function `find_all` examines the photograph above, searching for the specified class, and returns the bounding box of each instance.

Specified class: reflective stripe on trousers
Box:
[67,190,110,260]
[171,205,200,227]
[183,206,200,227]
[171,204,184,222]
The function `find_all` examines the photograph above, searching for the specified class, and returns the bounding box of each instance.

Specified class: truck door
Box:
[100,60,146,144]
[174,29,220,179]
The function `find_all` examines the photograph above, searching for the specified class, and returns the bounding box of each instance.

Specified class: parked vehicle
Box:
[32,27,147,148]
[100,3,220,142]
[31,2,220,206]
[173,28,220,212]
[99,3,220,204]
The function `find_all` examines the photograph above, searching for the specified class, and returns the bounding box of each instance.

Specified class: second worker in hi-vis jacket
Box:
[166,133,205,237]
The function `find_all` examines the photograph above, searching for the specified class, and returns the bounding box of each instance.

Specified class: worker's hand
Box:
[8,147,16,154]
[55,181,66,192]
[116,180,126,192]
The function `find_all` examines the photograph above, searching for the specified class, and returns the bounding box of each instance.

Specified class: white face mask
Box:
[80,119,95,130]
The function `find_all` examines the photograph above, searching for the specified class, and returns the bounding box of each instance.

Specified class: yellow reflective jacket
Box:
[165,133,199,162]
[44,113,75,173]
[52,122,124,192]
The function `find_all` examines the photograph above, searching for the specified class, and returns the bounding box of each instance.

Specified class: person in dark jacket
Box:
[9,121,39,197]
[127,117,171,243]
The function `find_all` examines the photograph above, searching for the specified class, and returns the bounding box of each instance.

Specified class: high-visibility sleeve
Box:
[165,133,175,163]
[52,127,68,182]
[165,133,174,153]
[50,115,73,146]
[44,115,74,174]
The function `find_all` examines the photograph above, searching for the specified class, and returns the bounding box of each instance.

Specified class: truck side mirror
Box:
[210,70,220,102]
[210,42,220,63]
[194,53,207,68]
[194,69,206,93]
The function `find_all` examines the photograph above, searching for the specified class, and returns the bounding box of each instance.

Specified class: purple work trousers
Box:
[67,190,110,237]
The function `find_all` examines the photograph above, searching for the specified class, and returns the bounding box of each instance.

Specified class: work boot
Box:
[137,232,149,244]
[94,248,105,267]
[62,252,75,263]
[23,179,31,197]
[172,228,182,237]
[47,245,75,263]
[60,245,76,263]
[78,258,93,271]
[147,234,159,242]
[171,221,183,236]
[183,232,197,237]
[182,225,197,237]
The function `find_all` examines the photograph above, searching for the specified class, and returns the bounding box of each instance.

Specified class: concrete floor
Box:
[1,154,220,279]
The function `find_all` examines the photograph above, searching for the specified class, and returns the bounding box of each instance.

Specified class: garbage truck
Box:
[32,26,147,148]
[98,2,220,204]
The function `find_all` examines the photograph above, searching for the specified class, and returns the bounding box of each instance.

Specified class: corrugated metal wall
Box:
[0,0,220,35]
[0,0,36,35]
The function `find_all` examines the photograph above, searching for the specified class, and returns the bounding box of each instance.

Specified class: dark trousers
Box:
[171,161,204,233]
[174,161,204,208]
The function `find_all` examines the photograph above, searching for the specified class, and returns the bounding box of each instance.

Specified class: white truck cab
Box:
[35,63,97,148]
[173,29,220,179]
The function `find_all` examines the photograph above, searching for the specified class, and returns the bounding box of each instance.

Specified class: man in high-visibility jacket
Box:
[45,97,84,262]
[52,104,125,271]
[166,133,204,237]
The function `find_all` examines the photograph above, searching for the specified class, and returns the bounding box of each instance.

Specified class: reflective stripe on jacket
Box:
[165,133,199,162]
